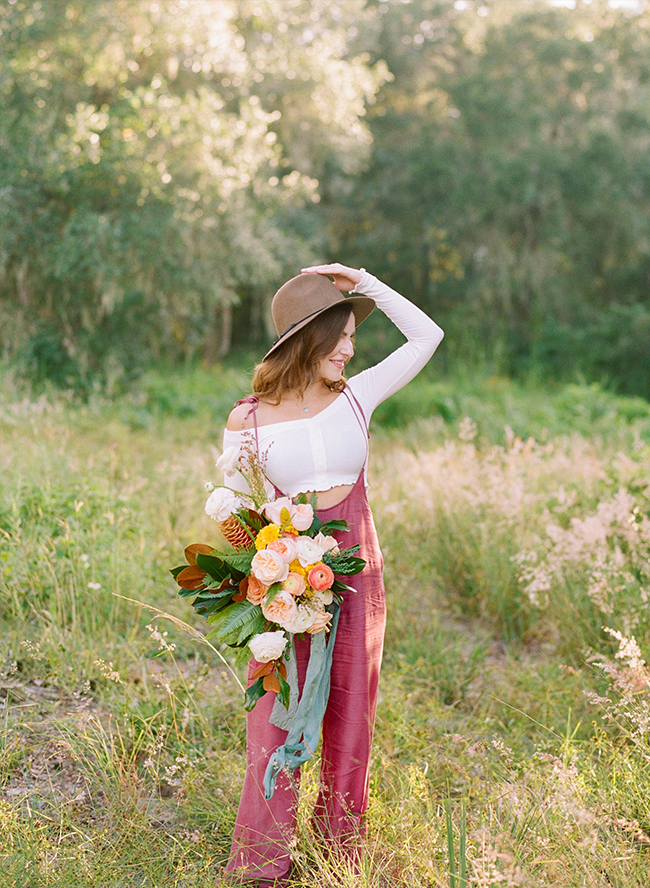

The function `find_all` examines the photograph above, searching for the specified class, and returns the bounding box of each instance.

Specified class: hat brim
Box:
[262,295,375,362]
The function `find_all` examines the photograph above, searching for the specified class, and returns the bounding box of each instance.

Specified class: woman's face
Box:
[317,312,356,383]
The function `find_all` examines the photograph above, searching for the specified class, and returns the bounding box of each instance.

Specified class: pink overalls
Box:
[225,396,386,883]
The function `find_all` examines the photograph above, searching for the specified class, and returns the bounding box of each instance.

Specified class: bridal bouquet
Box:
[171,434,365,713]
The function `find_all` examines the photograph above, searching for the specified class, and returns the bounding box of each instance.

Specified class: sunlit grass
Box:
[2,368,650,886]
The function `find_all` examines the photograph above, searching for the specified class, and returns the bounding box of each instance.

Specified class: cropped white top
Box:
[222,271,444,498]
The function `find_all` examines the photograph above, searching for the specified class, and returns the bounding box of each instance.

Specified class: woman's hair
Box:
[253,304,354,404]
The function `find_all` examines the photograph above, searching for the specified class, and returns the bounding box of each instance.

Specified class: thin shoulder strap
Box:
[235,395,260,454]
[343,387,370,468]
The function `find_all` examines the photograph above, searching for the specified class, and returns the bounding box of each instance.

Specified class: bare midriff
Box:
[307,483,356,510]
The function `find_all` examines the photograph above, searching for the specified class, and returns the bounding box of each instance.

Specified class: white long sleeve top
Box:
[223,271,444,498]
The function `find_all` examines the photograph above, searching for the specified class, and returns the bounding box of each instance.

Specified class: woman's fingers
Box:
[301,263,363,291]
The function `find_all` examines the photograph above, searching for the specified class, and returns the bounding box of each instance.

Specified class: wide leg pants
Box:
[225,472,386,882]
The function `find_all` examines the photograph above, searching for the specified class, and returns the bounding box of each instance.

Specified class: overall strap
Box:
[235,395,260,454]
[343,387,370,469]
[234,396,285,498]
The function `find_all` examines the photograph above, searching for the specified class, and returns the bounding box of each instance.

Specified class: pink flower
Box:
[283,572,306,598]
[251,549,290,585]
[262,590,298,627]
[246,575,268,605]
[307,610,332,634]
[268,536,297,564]
[313,531,339,554]
[291,503,314,532]
[308,563,334,592]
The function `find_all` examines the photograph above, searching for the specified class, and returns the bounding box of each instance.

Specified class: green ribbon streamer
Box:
[262,602,341,800]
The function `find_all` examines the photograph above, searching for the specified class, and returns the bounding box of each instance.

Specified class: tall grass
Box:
[2,366,650,885]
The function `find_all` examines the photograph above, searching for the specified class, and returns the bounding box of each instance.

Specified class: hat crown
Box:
[271,273,343,338]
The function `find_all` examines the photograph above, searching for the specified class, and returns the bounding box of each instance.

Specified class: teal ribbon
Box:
[262,602,340,800]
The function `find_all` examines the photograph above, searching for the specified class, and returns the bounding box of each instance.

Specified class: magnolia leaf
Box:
[319,519,350,534]
[263,672,281,693]
[251,661,275,680]
[195,552,231,582]
[244,678,267,711]
[175,565,208,590]
[278,672,291,709]
[193,587,238,616]
[184,543,214,566]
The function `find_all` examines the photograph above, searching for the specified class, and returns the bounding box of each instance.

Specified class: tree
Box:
[0,0,385,388]
[335,0,650,394]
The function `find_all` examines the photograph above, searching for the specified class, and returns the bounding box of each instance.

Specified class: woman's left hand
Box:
[301,263,363,292]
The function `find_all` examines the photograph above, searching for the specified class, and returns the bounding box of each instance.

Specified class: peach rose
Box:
[251,549,290,585]
[308,563,334,592]
[283,572,306,598]
[291,503,314,532]
[306,610,333,634]
[261,590,298,627]
[268,536,297,564]
[246,574,269,605]
[313,531,339,554]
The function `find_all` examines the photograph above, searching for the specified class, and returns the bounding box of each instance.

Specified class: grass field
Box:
[2,366,650,887]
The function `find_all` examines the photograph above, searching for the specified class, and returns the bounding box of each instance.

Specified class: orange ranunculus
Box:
[308,563,334,592]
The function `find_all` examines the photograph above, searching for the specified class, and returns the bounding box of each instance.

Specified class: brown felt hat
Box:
[263,273,375,361]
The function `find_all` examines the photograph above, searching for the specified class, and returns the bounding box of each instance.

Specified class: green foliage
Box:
[0,0,384,390]
[2,373,650,884]
[334,0,650,398]
[3,1,650,399]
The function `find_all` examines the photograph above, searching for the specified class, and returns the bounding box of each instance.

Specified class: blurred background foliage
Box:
[1,0,650,397]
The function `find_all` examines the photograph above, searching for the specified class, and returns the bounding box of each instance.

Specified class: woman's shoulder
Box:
[226,399,257,432]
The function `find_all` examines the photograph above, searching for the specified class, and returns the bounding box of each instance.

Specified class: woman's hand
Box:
[301,263,363,292]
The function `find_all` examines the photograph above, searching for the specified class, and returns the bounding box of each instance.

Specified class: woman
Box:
[222,263,444,886]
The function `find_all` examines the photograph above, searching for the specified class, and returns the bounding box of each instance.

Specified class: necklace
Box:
[303,406,310,412]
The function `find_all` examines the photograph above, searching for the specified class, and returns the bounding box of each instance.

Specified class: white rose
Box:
[248,630,288,663]
[312,588,334,607]
[216,445,240,474]
[313,532,339,554]
[205,487,243,521]
[294,536,325,568]
[281,604,317,634]
[251,549,290,585]
[261,497,294,526]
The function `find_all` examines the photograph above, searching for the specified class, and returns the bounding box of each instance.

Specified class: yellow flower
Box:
[255,524,281,550]
[289,558,308,578]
